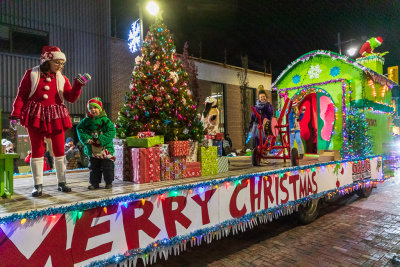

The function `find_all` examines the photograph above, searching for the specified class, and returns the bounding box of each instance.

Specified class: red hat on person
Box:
[87,97,103,113]
[41,46,66,63]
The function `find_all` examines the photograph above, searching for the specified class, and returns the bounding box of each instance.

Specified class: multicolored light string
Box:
[0,155,386,226]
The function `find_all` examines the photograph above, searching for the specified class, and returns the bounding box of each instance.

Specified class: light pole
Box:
[138,1,144,46]
[138,1,159,46]
[335,32,356,56]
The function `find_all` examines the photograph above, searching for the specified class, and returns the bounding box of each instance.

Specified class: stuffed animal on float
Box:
[201,96,220,135]
[359,36,388,57]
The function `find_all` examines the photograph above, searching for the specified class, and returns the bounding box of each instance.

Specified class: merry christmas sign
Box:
[0,157,383,266]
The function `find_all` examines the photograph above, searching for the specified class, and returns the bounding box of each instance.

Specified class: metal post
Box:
[139,1,144,46]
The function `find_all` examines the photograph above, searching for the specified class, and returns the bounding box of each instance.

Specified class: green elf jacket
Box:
[76,111,116,160]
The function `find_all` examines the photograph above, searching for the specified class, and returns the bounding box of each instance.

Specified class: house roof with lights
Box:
[272,50,397,89]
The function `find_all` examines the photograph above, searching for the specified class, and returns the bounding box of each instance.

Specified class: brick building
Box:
[110,38,272,150]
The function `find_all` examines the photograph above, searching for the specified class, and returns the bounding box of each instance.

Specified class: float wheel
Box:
[298,198,319,224]
[356,186,373,198]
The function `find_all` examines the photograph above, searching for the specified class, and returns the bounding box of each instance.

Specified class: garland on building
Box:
[116,17,204,142]
[342,108,374,158]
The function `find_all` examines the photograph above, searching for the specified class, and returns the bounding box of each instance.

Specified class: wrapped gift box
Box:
[184,162,202,178]
[171,156,186,179]
[113,139,136,181]
[160,156,172,181]
[217,156,229,173]
[126,135,164,148]
[187,140,198,162]
[159,144,169,157]
[138,131,155,138]
[212,140,223,157]
[198,146,218,176]
[168,141,190,157]
[215,133,224,140]
[139,147,161,183]
[131,148,141,183]
[114,143,124,180]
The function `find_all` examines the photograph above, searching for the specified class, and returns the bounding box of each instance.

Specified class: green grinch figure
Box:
[359,36,388,57]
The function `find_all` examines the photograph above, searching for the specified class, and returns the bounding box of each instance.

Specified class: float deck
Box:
[0,156,319,218]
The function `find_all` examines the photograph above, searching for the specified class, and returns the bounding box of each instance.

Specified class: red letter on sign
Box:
[71,205,118,263]
[289,174,299,201]
[192,189,216,225]
[162,196,192,238]
[0,215,73,266]
[250,177,262,212]
[263,176,274,209]
[280,174,289,204]
[229,179,248,218]
[121,200,161,250]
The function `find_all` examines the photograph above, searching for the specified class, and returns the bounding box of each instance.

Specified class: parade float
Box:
[0,25,392,266]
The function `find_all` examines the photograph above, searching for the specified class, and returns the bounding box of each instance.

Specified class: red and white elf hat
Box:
[376,36,383,44]
[41,46,66,64]
[87,97,103,113]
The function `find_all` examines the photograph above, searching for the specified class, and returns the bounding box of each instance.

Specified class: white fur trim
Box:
[29,66,40,99]
[41,51,66,63]
[56,71,65,101]
[28,66,66,102]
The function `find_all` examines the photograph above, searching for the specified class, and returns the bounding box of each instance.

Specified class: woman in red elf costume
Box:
[10,46,91,197]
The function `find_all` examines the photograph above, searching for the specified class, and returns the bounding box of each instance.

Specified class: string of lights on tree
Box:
[342,107,374,159]
[117,17,204,142]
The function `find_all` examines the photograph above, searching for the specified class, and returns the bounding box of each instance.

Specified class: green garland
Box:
[350,99,394,113]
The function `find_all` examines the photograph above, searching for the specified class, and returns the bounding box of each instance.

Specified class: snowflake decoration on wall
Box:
[308,64,322,79]
[292,74,301,84]
[128,19,141,53]
[330,66,340,77]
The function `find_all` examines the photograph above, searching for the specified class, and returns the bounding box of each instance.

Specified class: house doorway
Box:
[295,89,335,154]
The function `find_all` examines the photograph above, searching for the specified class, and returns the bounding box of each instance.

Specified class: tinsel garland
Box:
[0,155,384,226]
[87,175,388,266]
[350,99,394,113]
[271,50,396,89]
[275,78,346,111]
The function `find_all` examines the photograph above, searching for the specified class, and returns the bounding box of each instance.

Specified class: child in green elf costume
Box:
[77,97,116,190]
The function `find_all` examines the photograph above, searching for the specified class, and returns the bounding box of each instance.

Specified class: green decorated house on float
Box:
[272,50,397,156]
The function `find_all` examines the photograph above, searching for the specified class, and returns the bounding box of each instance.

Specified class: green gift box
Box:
[198,146,218,176]
[126,135,164,148]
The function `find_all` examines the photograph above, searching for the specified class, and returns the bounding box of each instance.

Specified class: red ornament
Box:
[336,180,340,188]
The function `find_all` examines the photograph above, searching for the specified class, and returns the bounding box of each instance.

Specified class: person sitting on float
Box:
[248,87,274,147]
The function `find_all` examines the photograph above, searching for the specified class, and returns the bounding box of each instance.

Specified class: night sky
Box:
[111,0,400,79]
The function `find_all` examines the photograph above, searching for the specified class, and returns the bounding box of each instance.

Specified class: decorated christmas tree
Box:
[342,108,374,158]
[116,18,204,142]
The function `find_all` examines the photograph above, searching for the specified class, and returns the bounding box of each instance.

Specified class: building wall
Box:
[110,38,136,121]
[0,0,111,116]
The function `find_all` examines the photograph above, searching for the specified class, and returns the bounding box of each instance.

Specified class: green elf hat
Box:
[87,97,103,112]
